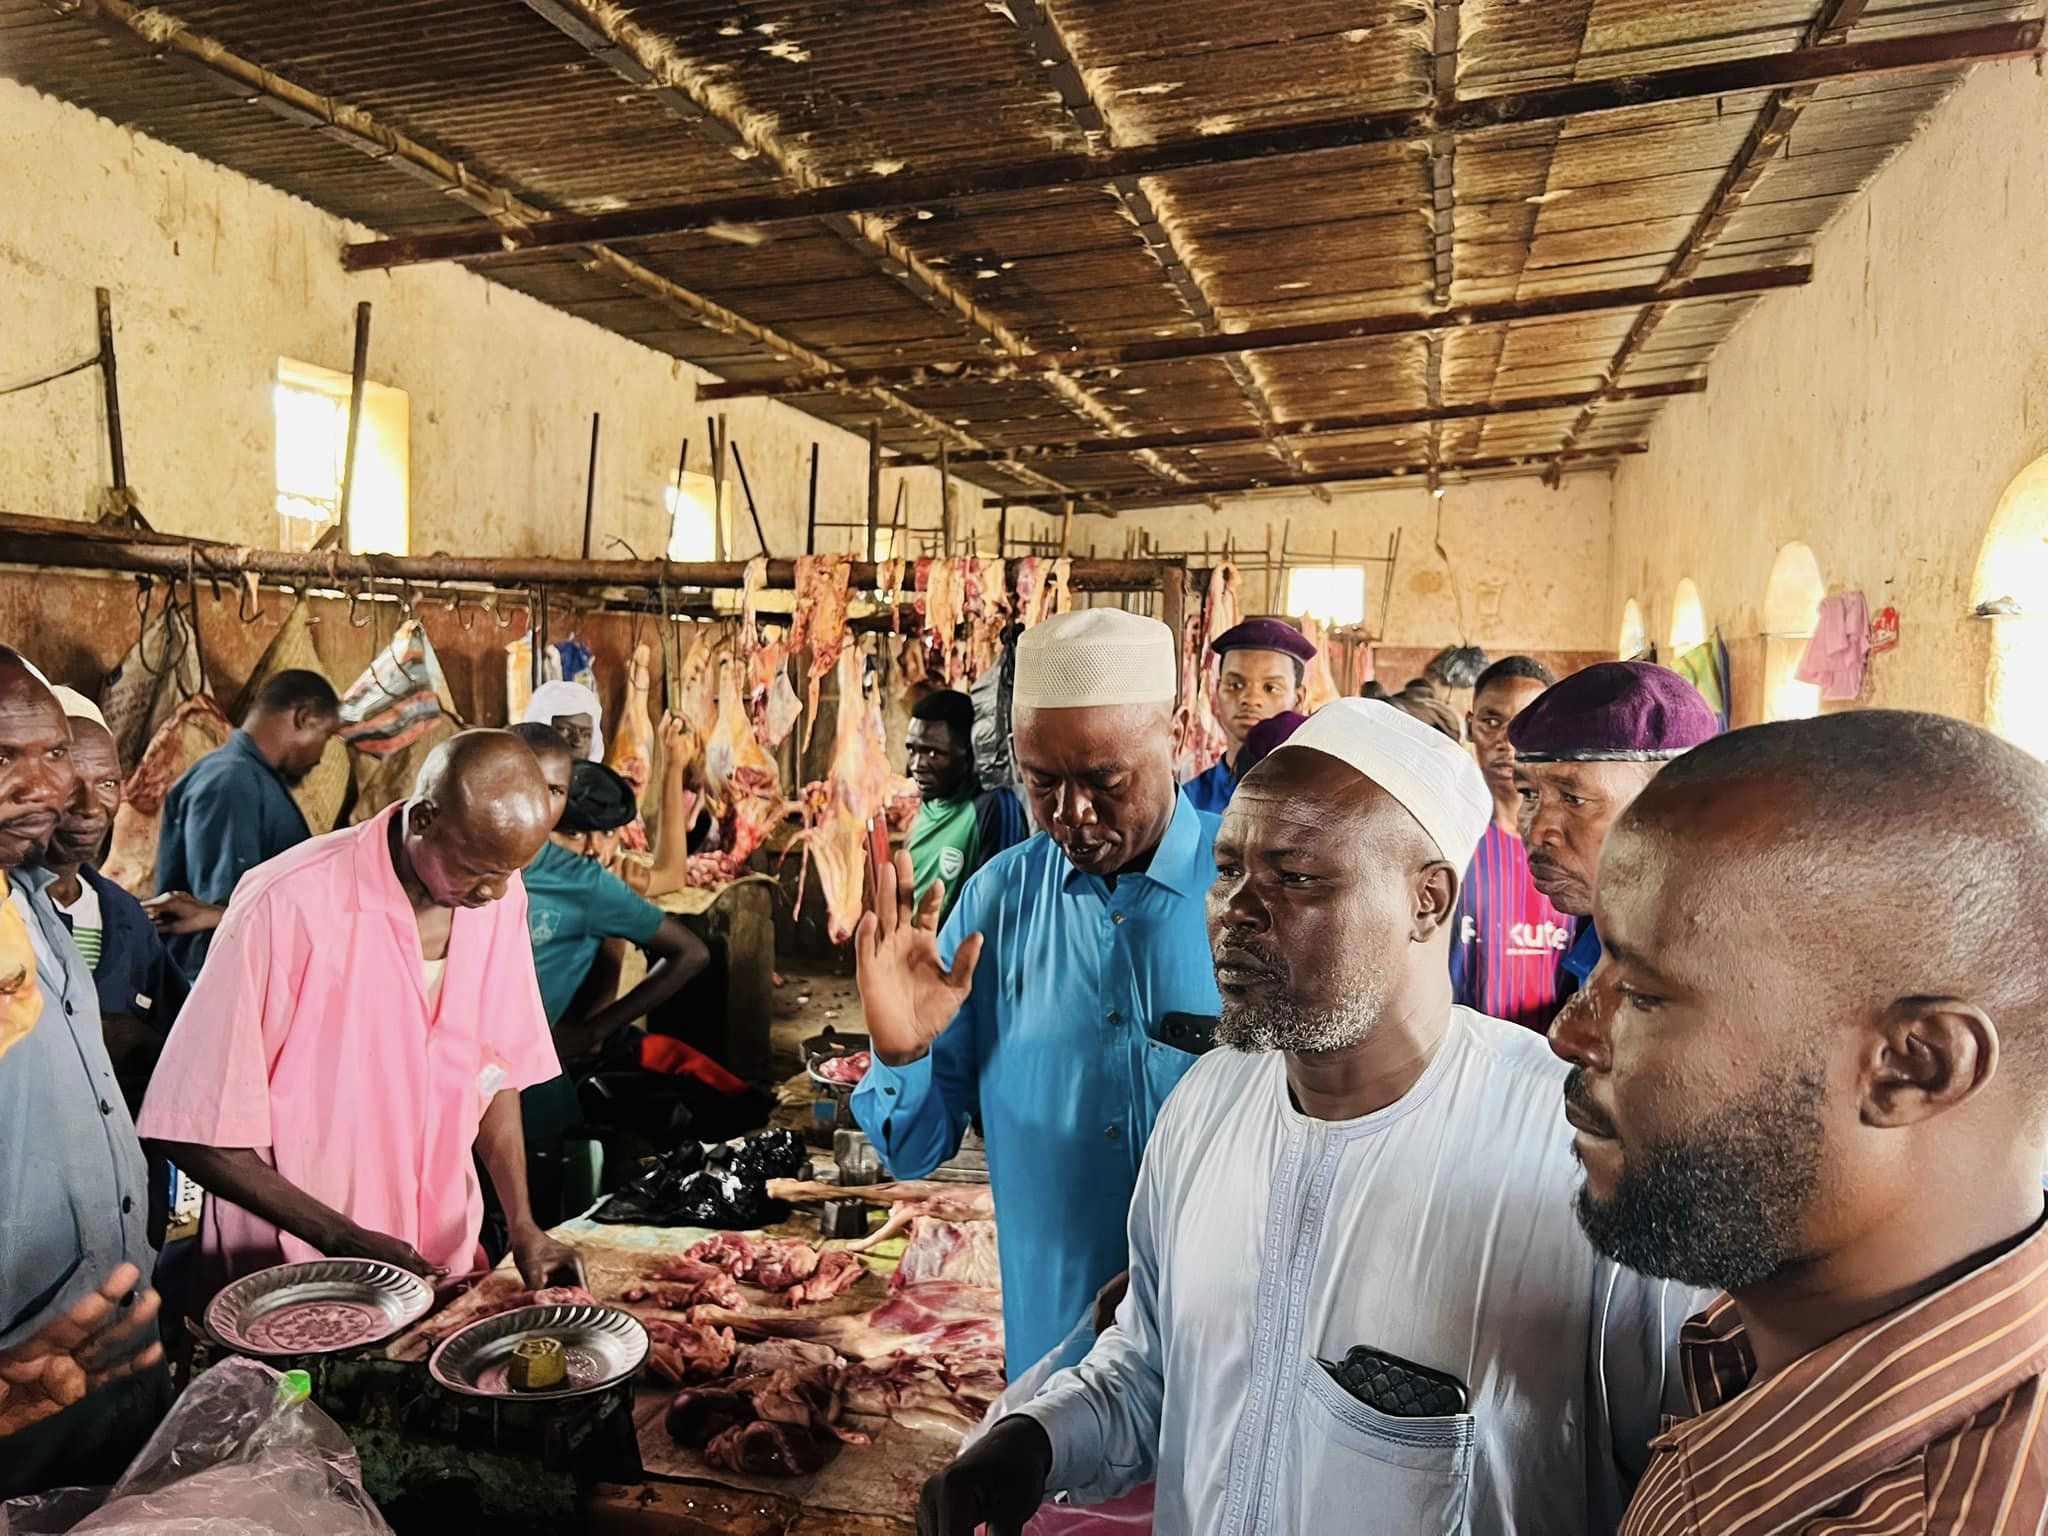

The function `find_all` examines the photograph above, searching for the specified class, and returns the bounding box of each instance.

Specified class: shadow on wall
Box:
[1976,454,2048,758]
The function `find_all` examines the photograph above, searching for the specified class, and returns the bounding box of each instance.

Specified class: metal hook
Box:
[237,573,265,624]
[347,585,373,628]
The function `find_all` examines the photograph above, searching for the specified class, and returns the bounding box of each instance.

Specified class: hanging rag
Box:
[1674,632,1732,731]
[1796,591,1871,701]
[337,620,456,759]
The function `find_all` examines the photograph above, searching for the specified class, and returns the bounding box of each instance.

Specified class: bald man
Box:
[141,731,580,1302]
[854,609,1220,1375]
[1553,712,2048,1534]
[924,702,1696,1535]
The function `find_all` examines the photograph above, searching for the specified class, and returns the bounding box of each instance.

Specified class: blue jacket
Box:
[56,865,189,1038]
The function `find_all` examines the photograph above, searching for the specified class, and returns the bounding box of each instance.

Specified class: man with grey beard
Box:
[917,699,1702,1536]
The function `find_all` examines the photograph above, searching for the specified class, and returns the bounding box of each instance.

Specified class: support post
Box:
[94,288,129,513]
[865,421,882,562]
[580,410,601,559]
[337,301,372,553]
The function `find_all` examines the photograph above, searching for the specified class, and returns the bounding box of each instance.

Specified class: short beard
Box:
[1574,1066,1827,1291]
[1216,960,1391,1055]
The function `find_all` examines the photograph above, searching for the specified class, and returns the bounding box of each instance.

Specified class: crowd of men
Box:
[5,604,2048,1534]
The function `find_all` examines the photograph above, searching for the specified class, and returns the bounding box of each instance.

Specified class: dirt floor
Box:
[768,955,867,1082]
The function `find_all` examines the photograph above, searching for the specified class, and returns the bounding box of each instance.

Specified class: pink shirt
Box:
[139,805,559,1299]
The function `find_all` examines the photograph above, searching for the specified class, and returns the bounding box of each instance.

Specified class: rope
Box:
[0,354,98,399]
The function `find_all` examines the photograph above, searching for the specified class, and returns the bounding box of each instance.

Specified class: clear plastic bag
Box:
[1,1358,394,1536]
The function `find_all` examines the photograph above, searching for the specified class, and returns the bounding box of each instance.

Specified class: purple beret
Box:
[1507,661,1719,763]
[1211,618,1317,663]
[1240,710,1309,771]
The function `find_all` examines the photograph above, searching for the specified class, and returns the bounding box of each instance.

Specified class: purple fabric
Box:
[1209,618,1317,663]
[1795,591,1870,701]
[1507,660,1720,762]
[1239,710,1309,771]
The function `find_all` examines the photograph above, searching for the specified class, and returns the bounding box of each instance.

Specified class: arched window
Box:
[1762,543,1825,721]
[1618,599,1647,660]
[1669,579,1707,656]
[1975,455,2048,757]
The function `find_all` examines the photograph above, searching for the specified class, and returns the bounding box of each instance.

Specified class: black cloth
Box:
[0,1364,173,1500]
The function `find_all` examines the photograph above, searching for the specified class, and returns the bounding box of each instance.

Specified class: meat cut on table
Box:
[891,1217,1001,1291]
[681,1233,868,1308]
[644,1318,738,1386]
[812,1049,870,1086]
[622,1257,745,1312]
[665,1338,870,1477]
[766,1180,996,1225]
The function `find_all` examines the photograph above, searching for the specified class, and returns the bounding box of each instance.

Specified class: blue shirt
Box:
[58,866,188,1038]
[852,793,1222,1373]
[522,841,667,1026]
[1181,759,1238,815]
[1,870,153,1349]
[156,730,312,977]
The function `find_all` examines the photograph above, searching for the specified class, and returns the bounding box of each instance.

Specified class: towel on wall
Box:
[1796,591,1871,702]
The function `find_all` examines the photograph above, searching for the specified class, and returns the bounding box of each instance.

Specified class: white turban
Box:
[1278,699,1493,870]
[1013,609,1177,710]
[523,680,605,761]
[50,686,109,732]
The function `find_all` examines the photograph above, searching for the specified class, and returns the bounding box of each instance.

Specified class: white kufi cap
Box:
[50,686,109,732]
[1013,609,1178,710]
[1277,698,1493,869]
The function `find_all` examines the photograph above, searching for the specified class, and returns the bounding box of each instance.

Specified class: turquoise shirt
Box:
[522,840,666,1026]
[852,793,1222,1373]
[156,730,311,978]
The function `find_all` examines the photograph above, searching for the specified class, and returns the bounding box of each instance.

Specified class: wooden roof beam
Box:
[1002,450,1643,512]
[343,20,2042,272]
[47,0,1064,489]
[697,266,1807,399]
[888,379,1705,466]
[511,0,1186,490]
[1546,0,1887,479]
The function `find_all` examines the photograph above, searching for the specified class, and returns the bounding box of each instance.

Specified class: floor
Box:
[766,954,867,1082]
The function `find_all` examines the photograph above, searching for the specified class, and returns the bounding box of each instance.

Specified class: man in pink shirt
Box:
[140,731,582,1301]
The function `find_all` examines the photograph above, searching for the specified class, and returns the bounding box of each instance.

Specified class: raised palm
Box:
[0,1264,163,1438]
[855,850,984,1067]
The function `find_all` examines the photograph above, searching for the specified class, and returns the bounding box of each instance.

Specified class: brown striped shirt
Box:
[1621,1219,2048,1536]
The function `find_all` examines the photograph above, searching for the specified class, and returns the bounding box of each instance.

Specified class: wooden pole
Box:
[729,441,771,557]
[580,410,601,559]
[93,288,129,508]
[997,499,1009,558]
[709,414,729,561]
[336,300,372,553]
[805,442,820,555]
[1059,498,1074,556]
[865,421,881,562]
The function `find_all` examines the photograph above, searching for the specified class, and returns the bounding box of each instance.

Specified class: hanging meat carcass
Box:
[956,558,1007,684]
[919,558,964,683]
[688,658,788,887]
[1297,616,1342,714]
[101,694,234,896]
[674,626,724,739]
[608,643,656,797]
[797,649,910,943]
[1176,563,1241,781]
[788,555,853,748]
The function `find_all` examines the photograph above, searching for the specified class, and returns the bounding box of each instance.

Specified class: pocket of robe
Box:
[1290,1354,1475,1533]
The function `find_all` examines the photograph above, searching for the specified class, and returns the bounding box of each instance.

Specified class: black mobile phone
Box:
[1320,1345,1470,1418]
[1159,1012,1220,1055]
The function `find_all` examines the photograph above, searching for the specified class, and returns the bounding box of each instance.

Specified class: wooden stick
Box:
[337,301,372,553]
[938,440,953,556]
[94,288,129,506]
[729,440,771,558]
[709,414,729,562]
[805,442,819,555]
[580,410,601,560]
[865,421,882,562]
[1060,498,1073,556]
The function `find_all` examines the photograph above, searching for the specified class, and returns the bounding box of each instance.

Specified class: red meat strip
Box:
[643,1319,738,1385]
[623,1259,743,1311]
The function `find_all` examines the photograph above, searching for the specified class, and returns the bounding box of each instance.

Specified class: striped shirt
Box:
[1449,822,1577,1031]
[1622,1215,2048,1536]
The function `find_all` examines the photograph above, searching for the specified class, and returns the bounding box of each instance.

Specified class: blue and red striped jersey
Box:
[1449,822,1578,1032]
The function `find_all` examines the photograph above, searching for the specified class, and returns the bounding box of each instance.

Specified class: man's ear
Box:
[1413,861,1458,941]
[407,798,440,838]
[1861,996,1999,1128]
[1170,705,1194,760]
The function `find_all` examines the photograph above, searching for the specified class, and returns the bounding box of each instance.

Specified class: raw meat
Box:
[749,637,801,748]
[623,1258,744,1311]
[891,1218,1001,1291]
[666,1338,868,1478]
[795,649,900,943]
[1297,616,1342,712]
[766,1180,996,1225]
[920,558,963,682]
[1013,557,1072,628]
[788,555,853,748]
[738,555,769,647]
[682,1232,868,1308]
[101,694,233,896]
[607,642,656,797]
[689,658,787,886]
[813,1049,871,1086]
[1176,563,1241,781]
[675,627,724,738]
[643,1319,738,1385]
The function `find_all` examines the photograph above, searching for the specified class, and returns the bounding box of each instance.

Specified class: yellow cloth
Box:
[0,873,44,1064]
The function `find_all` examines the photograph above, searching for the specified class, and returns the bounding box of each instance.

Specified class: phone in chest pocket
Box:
[1320,1344,1470,1418]
[1157,1011,1219,1055]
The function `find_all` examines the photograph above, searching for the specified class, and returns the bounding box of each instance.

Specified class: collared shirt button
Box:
[99,1099,113,1116]
[1112,912,1125,925]
[1105,1125,1122,1142]
[122,1196,134,1214]
[1107,1010,1120,1024]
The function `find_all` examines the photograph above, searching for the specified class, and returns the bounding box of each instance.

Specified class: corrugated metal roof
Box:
[3,0,2034,508]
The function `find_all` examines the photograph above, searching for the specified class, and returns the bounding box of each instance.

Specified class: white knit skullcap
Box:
[50,686,108,732]
[1275,698,1494,869]
[1012,609,1177,710]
